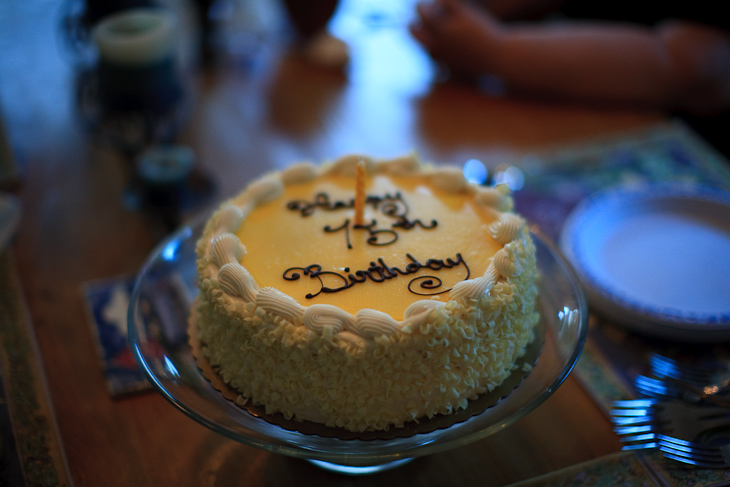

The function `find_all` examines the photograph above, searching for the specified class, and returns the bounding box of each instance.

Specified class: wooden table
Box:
[0,1,665,485]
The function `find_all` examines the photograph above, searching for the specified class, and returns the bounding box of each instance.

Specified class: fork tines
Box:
[624,354,730,466]
[634,375,684,400]
[658,437,730,468]
[635,374,730,407]
[609,399,730,451]
[610,399,666,449]
[649,353,727,386]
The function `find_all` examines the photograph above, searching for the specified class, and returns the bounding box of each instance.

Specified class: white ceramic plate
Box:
[560,183,730,342]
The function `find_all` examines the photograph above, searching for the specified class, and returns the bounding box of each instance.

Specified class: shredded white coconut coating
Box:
[194,154,539,432]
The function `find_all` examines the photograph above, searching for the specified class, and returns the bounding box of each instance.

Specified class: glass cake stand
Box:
[128,221,588,474]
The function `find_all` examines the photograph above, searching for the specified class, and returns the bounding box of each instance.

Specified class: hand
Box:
[409,0,503,76]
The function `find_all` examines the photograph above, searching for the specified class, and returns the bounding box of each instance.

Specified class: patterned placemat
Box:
[505,120,730,486]
[0,251,72,487]
[508,119,730,409]
[508,449,730,487]
[512,119,730,244]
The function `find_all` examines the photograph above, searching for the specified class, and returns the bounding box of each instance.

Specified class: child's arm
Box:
[410,0,730,114]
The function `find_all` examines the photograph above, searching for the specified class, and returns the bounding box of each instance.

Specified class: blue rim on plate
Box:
[559,182,730,342]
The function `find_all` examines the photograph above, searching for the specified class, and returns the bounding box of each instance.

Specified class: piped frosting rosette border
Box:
[193,153,541,435]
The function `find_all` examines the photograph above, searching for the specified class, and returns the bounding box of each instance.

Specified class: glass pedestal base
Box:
[128,223,587,473]
[307,457,414,475]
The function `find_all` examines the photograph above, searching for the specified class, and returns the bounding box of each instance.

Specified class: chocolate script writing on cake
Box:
[286,192,438,249]
[283,253,470,298]
[283,190,470,299]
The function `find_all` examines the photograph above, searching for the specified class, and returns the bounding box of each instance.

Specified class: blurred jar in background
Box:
[92,7,182,114]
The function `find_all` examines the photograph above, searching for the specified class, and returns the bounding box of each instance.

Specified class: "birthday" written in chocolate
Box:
[283,253,470,298]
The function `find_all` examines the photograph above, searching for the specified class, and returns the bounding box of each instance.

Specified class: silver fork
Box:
[634,375,730,408]
[659,437,730,468]
[610,399,730,449]
[649,354,730,393]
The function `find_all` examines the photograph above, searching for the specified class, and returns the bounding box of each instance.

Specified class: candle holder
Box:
[73,7,191,155]
[58,0,157,67]
[93,8,182,112]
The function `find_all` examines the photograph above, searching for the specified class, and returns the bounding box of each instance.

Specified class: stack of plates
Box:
[560,183,730,342]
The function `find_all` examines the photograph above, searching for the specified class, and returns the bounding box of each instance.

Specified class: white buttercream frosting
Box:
[489,213,523,245]
[281,162,318,185]
[449,264,500,301]
[354,309,402,337]
[494,242,523,278]
[218,263,258,301]
[302,304,355,333]
[324,154,375,177]
[256,287,305,324]
[215,205,245,234]
[210,233,246,267]
[195,154,539,432]
[474,184,513,212]
[374,153,420,175]
[244,175,284,206]
[428,166,468,193]
[403,299,443,318]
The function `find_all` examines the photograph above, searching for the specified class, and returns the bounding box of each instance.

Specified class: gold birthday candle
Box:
[354,159,366,226]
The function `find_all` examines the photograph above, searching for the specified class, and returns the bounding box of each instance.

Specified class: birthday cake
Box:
[193,154,539,433]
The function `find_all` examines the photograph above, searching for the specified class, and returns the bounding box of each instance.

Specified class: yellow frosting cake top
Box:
[236,173,502,320]
[197,154,526,341]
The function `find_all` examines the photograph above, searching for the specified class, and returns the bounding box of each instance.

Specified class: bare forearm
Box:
[411,0,730,113]
[480,0,564,20]
[485,23,680,107]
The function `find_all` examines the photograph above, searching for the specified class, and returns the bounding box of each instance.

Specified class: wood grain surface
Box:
[0,0,663,485]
